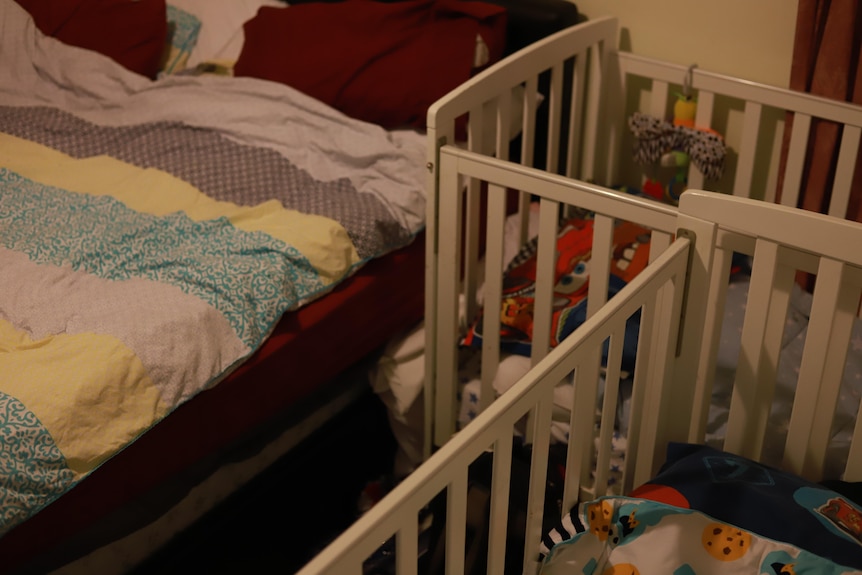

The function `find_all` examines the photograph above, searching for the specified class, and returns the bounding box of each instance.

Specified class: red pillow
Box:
[234,0,507,130]
[15,0,168,80]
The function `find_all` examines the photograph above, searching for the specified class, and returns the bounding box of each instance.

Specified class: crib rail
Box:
[295,233,692,575]
[677,191,862,483]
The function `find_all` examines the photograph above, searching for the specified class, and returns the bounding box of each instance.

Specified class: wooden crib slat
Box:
[777,113,811,208]
[693,90,715,128]
[829,124,861,218]
[686,90,715,191]
[784,259,856,479]
[464,102,485,328]
[531,198,561,365]
[688,247,733,441]
[593,319,626,495]
[724,239,790,460]
[732,101,762,199]
[479,184,509,413]
[495,89,512,162]
[463,177,483,333]
[445,468,469,575]
[521,76,539,168]
[527,197,555,448]
[523,392,554,575]
[588,214,615,319]
[546,62,564,174]
[566,350,603,506]
[581,44,603,183]
[648,79,668,119]
[467,103,484,153]
[753,253,795,449]
[621,299,651,495]
[566,49,587,179]
[516,190,532,248]
[435,154,466,445]
[723,241,774,456]
[633,273,686,486]
[395,518,419,575]
[486,435,513,575]
[649,229,672,261]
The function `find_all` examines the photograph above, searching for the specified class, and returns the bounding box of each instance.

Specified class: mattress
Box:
[0,1,428,571]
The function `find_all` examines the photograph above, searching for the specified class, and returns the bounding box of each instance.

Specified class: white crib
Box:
[425,16,862,454]
[297,16,862,575]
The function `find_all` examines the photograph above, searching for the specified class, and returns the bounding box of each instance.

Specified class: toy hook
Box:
[683,63,697,100]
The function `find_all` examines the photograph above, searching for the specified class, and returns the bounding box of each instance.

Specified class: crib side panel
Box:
[613,51,862,221]
[296,227,692,575]
[432,143,678,449]
[677,190,862,483]
[427,17,624,449]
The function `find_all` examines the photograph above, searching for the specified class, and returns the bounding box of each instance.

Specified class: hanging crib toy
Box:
[628,63,727,204]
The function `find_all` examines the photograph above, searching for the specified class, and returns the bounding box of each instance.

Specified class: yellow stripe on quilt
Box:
[0,319,168,478]
[0,134,360,284]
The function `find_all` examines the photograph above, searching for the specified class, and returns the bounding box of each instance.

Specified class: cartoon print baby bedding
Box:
[540,445,862,574]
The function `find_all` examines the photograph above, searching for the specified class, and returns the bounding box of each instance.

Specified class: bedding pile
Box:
[0,0,426,539]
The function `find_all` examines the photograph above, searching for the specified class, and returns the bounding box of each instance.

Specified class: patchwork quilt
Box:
[0,0,426,537]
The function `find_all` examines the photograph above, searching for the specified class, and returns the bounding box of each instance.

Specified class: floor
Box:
[130,390,398,575]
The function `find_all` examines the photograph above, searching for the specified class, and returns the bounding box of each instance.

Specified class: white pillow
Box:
[169,0,287,67]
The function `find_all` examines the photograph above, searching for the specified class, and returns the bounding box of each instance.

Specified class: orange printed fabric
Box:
[463,217,652,368]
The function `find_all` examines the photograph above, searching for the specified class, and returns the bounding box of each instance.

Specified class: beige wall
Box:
[572,0,798,88]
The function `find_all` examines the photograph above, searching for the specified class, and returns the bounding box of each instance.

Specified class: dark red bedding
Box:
[234,0,507,130]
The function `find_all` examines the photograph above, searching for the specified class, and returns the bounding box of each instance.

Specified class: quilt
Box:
[0,0,426,537]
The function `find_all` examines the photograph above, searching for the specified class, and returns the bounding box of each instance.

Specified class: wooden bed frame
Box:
[295,16,862,575]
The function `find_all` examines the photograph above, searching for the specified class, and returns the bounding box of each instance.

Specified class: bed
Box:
[294,14,862,575]
[0,0,517,572]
